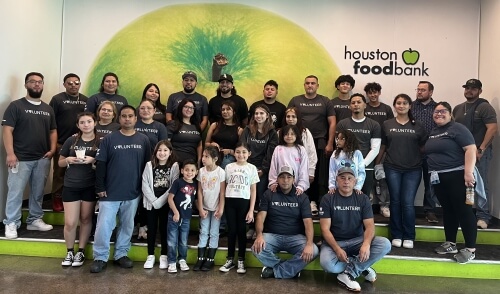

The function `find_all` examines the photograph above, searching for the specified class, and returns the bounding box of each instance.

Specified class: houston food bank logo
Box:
[344,46,429,76]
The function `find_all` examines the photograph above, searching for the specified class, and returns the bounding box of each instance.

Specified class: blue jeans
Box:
[198,210,220,249]
[253,233,319,278]
[220,154,235,170]
[476,147,492,223]
[320,236,391,278]
[167,213,190,264]
[93,197,139,261]
[385,167,422,240]
[3,158,51,227]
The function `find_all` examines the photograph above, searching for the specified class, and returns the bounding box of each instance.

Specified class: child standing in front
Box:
[328,130,366,194]
[142,140,179,269]
[193,146,226,271]
[167,159,198,273]
[219,142,259,274]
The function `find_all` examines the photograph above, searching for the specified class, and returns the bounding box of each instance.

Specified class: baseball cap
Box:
[462,79,482,89]
[337,167,355,177]
[278,166,295,177]
[218,74,233,83]
[182,71,197,81]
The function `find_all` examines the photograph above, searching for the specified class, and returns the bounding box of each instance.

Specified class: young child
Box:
[194,146,226,271]
[167,159,198,273]
[219,141,259,274]
[269,125,310,195]
[329,130,366,194]
[141,140,179,269]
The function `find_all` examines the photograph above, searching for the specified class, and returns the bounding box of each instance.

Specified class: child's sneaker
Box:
[454,248,475,264]
[236,260,246,274]
[219,259,235,272]
[179,259,189,271]
[168,263,177,273]
[72,252,85,267]
[61,251,74,266]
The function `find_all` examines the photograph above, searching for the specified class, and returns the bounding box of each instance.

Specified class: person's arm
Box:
[296,147,310,193]
[478,123,497,159]
[197,181,207,219]
[355,151,366,192]
[252,210,267,254]
[267,150,278,190]
[141,163,157,206]
[463,144,477,186]
[364,138,381,167]
[325,115,336,154]
[168,193,180,222]
[43,129,57,159]
[95,160,107,197]
[301,217,315,262]
[261,130,278,175]
[3,126,17,167]
[359,217,375,262]
[375,145,386,165]
[328,152,338,193]
[196,140,203,167]
[205,123,219,149]
[320,217,348,262]
[166,113,173,123]
[200,116,209,132]
[246,183,257,223]
[215,180,225,220]
[304,129,317,180]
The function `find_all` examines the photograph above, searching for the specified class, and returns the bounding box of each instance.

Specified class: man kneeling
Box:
[252,166,318,278]
[320,167,391,292]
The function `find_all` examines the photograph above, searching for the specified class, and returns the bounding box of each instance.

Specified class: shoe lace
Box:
[224,260,233,267]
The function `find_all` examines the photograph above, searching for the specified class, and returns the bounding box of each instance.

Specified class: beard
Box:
[220,87,231,94]
[183,86,195,94]
[27,88,43,98]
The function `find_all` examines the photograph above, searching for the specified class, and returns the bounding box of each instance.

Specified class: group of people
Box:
[2,70,496,292]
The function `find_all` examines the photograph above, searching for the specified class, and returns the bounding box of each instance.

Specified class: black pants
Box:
[146,205,169,255]
[310,148,329,203]
[362,169,374,197]
[225,198,249,260]
[433,170,477,248]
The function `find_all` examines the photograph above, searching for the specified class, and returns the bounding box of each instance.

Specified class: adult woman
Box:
[141,83,167,125]
[167,98,202,166]
[425,102,477,264]
[136,99,169,152]
[377,94,427,249]
[205,100,243,169]
[85,72,128,115]
[58,112,100,267]
[240,104,278,239]
[95,101,120,137]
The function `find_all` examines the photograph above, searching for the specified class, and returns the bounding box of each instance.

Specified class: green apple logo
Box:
[402,48,420,65]
[84,4,340,106]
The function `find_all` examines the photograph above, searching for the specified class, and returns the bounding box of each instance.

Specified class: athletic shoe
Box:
[144,255,155,269]
[402,240,414,249]
[236,260,246,274]
[72,252,85,267]
[434,241,458,254]
[90,260,107,273]
[179,259,189,271]
[168,263,177,273]
[310,201,319,216]
[27,219,53,231]
[362,267,377,283]
[61,251,74,266]
[477,220,488,229]
[454,249,475,264]
[159,255,168,269]
[4,223,17,239]
[337,272,361,292]
[219,259,235,272]
[261,267,275,279]
[246,229,255,240]
[113,256,133,268]
[52,194,64,212]
[380,206,390,218]
[391,239,402,247]
[425,212,439,223]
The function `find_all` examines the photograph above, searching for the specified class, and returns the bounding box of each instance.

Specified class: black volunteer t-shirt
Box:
[135,120,169,152]
[96,122,120,137]
[336,117,381,158]
[166,91,209,123]
[208,94,248,125]
[49,92,88,144]
[330,97,352,122]
[365,102,394,126]
[168,122,201,163]
[85,92,128,114]
[453,100,497,147]
[60,136,100,188]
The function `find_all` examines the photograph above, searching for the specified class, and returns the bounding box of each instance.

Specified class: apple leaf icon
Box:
[402,48,420,65]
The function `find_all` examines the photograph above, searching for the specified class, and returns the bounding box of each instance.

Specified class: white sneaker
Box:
[4,223,17,239]
[477,220,488,229]
[362,267,377,283]
[27,219,53,231]
[179,259,189,271]
[310,201,319,215]
[236,260,246,274]
[391,239,402,247]
[246,229,255,240]
[380,206,390,218]
[403,240,414,249]
[337,272,361,292]
[144,255,155,269]
[159,255,168,269]
[168,263,177,273]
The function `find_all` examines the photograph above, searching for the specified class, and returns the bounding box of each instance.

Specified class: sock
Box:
[78,248,84,253]
[67,248,74,253]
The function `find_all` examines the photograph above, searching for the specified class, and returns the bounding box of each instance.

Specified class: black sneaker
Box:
[425,212,439,223]
[113,256,134,268]
[90,260,107,273]
[72,252,85,267]
[219,259,235,272]
[261,267,275,279]
[61,251,74,266]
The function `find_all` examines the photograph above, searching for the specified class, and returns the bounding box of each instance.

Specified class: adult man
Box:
[411,81,439,223]
[49,73,88,212]
[319,167,391,292]
[364,82,394,218]
[208,74,248,127]
[166,71,209,131]
[288,75,336,214]
[336,94,381,197]
[2,72,56,238]
[252,166,318,279]
[90,105,151,273]
[331,75,356,122]
[452,79,497,229]
[248,80,286,129]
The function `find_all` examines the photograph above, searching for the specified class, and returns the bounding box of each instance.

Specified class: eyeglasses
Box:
[27,80,44,85]
[66,81,81,86]
[433,109,449,115]
[100,108,113,113]
[183,106,195,110]
[415,88,427,92]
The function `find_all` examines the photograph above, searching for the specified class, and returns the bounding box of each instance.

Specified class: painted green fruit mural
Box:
[85,4,340,106]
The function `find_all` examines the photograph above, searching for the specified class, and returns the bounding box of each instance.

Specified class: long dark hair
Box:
[334,130,359,160]
[283,106,305,134]
[141,83,166,113]
[71,112,99,151]
[279,125,303,154]
[213,100,240,136]
[248,104,274,137]
[98,72,119,93]
[151,140,176,169]
[393,93,415,124]
[174,98,200,133]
